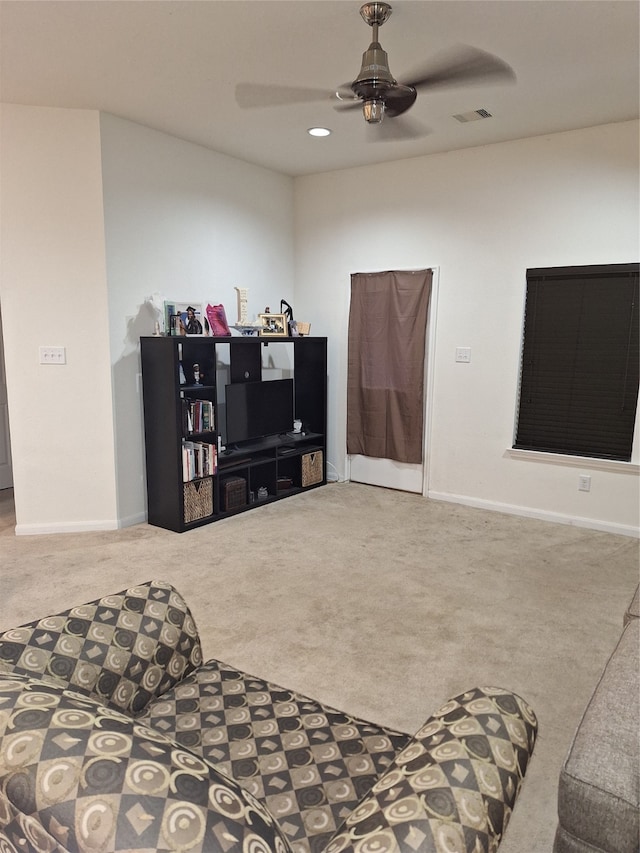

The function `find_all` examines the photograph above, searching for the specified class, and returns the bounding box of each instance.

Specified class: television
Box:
[225,379,294,447]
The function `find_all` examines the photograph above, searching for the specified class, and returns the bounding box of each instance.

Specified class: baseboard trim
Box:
[427,491,640,538]
[15,519,120,536]
[117,512,148,529]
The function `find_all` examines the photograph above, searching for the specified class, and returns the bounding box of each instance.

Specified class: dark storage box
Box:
[222,477,247,511]
[277,476,293,492]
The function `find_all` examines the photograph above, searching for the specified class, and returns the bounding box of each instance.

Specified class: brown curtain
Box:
[347,269,432,464]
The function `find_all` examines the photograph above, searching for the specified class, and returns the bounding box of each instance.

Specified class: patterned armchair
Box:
[0,580,538,853]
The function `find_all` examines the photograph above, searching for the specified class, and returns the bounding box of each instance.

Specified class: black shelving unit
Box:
[140,335,327,532]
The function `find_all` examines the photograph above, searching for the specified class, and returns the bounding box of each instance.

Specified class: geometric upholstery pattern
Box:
[0,581,202,717]
[0,582,539,853]
[138,660,412,853]
[326,687,538,853]
[0,673,290,853]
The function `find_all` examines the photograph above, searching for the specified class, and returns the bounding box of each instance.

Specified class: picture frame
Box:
[258,313,288,337]
[166,301,207,336]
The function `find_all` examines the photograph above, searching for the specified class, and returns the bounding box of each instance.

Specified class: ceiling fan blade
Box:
[334,99,361,112]
[402,45,516,91]
[383,85,417,118]
[367,115,430,142]
[335,82,358,102]
[236,83,333,109]
[333,83,416,116]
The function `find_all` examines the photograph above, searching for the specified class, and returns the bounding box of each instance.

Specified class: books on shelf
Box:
[181,399,215,434]
[182,441,217,482]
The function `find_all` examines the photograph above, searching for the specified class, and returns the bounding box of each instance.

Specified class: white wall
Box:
[294,121,640,535]
[2,106,637,535]
[0,106,295,532]
[0,105,117,532]
[99,115,295,526]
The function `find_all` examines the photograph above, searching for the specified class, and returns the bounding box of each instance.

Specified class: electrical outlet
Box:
[455,347,471,363]
[578,475,591,492]
[39,346,66,365]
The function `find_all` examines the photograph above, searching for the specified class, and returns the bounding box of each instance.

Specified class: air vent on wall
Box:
[453,108,493,123]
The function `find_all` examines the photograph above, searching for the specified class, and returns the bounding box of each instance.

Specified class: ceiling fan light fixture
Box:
[363,99,385,124]
[307,127,332,137]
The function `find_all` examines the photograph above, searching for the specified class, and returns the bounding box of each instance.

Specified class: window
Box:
[514,263,639,462]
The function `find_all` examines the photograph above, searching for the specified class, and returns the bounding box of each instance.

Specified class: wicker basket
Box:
[301,450,323,487]
[183,478,213,524]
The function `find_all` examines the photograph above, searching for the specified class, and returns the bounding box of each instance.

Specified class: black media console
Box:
[140,335,327,532]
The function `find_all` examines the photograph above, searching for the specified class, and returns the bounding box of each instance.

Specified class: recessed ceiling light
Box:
[307,127,332,137]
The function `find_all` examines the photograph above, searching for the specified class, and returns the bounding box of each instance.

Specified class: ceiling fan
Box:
[236,2,515,135]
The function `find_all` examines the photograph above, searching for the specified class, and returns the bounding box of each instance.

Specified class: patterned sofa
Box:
[0,580,538,853]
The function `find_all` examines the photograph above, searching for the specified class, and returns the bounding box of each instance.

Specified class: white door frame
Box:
[422,266,439,497]
[0,305,14,490]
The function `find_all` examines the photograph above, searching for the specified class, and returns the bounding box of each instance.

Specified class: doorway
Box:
[347,268,437,495]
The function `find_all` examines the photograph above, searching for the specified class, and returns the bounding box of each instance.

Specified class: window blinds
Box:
[514,263,639,461]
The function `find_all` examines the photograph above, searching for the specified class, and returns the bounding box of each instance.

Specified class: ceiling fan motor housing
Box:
[352,44,395,123]
[353,3,396,123]
[352,42,396,123]
[353,43,395,93]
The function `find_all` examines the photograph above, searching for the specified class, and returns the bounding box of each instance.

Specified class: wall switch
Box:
[455,347,471,363]
[39,346,66,365]
[578,475,591,492]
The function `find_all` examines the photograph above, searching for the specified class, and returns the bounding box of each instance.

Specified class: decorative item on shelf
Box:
[258,312,288,337]
[280,299,311,336]
[193,363,201,385]
[205,303,231,336]
[277,476,293,492]
[235,287,249,325]
[280,299,297,336]
[166,302,206,336]
[293,418,303,434]
[257,485,269,500]
[164,301,176,335]
[184,306,203,335]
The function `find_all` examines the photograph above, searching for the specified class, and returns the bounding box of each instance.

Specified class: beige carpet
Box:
[1,482,638,852]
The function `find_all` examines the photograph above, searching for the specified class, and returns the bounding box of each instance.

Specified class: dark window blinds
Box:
[514,263,639,461]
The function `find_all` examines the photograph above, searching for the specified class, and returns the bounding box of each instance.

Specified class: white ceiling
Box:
[1,0,638,177]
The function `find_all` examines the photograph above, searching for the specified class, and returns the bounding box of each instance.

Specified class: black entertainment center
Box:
[140,335,327,532]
